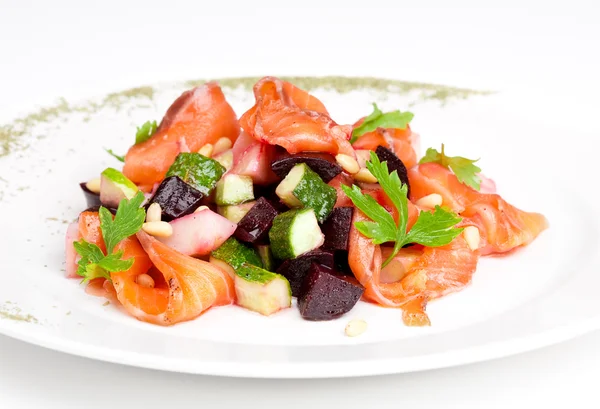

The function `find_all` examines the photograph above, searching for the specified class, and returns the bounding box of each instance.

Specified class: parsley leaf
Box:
[135,120,158,144]
[104,148,125,162]
[73,192,146,283]
[73,240,105,278]
[351,103,414,143]
[419,144,482,190]
[342,151,463,267]
[99,191,146,254]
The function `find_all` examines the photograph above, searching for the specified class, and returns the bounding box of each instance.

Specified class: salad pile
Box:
[65,77,548,328]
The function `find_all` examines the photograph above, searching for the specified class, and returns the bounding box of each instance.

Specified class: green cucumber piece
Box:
[235,264,292,316]
[275,163,336,222]
[211,238,262,270]
[165,152,225,195]
[215,174,254,205]
[217,201,256,223]
[208,256,236,279]
[100,168,139,208]
[269,209,325,260]
[257,245,275,271]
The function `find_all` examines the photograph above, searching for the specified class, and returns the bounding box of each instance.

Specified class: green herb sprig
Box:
[351,103,414,143]
[342,152,463,267]
[73,192,146,282]
[420,144,481,190]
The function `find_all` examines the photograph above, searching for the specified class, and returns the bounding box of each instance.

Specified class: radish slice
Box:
[65,221,80,278]
[231,141,279,185]
[232,131,256,162]
[158,209,236,256]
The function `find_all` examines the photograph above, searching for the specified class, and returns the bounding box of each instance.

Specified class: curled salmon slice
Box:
[352,124,420,168]
[113,231,235,326]
[348,210,479,325]
[123,82,240,186]
[409,163,549,254]
[240,77,354,156]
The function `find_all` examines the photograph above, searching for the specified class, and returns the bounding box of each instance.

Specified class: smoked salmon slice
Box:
[352,125,420,168]
[408,163,549,255]
[239,77,354,156]
[348,210,479,325]
[113,231,235,326]
[123,82,240,187]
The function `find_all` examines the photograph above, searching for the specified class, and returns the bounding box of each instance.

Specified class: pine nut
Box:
[146,203,162,222]
[198,143,214,157]
[415,193,443,209]
[213,137,233,155]
[354,168,377,183]
[86,177,101,194]
[335,154,360,175]
[463,226,481,251]
[136,274,155,288]
[142,221,173,238]
[194,205,209,213]
[345,319,367,337]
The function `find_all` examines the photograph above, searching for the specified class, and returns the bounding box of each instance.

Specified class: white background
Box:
[1,0,599,407]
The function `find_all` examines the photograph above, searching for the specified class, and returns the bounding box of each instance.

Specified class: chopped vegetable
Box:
[217,201,256,223]
[74,192,146,282]
[269,208,325,260]
[351,103,414,143]
[146,176,205,221]
[135,120,158,144]
[342,152,463,267]
[234,264,292,316]
[257,245,275,271]
[375,145,410,197]
[211,237,263,270]
[157,210,237,256]
[297,263,364,321]
[275,249,334,297]
[419,144,482,190]
[215,174,255,206]
[165,152,225,195]
[234,197,279,244]
[99,168,139,210]
[321,207,354,251]
[275,163,337,223]
[271,152,342,183]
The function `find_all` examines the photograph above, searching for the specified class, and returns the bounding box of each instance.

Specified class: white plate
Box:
[1,77,598,378]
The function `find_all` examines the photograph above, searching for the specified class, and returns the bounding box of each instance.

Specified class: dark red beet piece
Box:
[298,263,365,321]
[253,184,288,212]
[321,207,353,251]
[234,197,279,244]
[146,176,204,221]
[79,182,102,208]
[271,152,342,182]
[375,145,411,196]
[334,251,353,276]
[276,250,334,297]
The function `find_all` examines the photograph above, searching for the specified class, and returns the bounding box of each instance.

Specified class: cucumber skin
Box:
[166,153,225,195]
[236,264,288,288]
[292,165,336,223]
[257,245,275,271]
[211,238,262,270]
[269,209,309,260]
